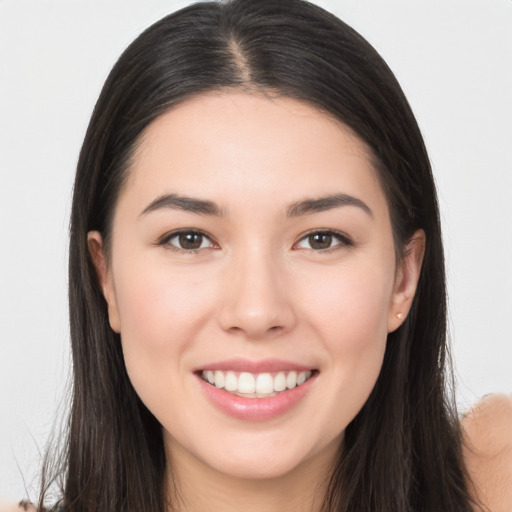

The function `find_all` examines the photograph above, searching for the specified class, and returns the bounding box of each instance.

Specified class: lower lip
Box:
[196,373,317,421]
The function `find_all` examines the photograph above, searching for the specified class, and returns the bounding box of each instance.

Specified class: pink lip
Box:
[196,370,318,422]
[196,358,315,374]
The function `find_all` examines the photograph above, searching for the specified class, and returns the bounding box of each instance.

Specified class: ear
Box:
[87,231,121,333]
[387,229,426,333]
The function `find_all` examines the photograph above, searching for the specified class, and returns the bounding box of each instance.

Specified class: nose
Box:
[217,249,297,340]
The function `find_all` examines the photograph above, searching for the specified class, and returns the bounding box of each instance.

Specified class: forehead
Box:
[122,91,385,216]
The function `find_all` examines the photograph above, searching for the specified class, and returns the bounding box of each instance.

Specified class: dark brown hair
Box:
[40,1,477,510]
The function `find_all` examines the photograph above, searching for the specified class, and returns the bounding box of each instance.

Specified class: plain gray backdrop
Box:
[1,0,511,502]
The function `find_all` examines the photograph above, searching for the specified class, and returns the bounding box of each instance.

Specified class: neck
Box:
[164,438,339,512]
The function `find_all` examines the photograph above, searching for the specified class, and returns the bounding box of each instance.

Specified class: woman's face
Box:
[90,92,422,482]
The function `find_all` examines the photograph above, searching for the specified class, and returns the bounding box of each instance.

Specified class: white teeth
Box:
[201,369,314,396]
[224,371,238,391]
[274,372,287,392]
[214,370,225,389]
[286,371,297,389]
[255,373,274,394]
[238,372,256,393]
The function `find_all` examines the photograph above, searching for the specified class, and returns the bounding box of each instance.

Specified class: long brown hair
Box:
[41,1,477,510]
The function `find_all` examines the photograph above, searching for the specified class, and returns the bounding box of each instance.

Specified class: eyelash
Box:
[158,229,353,253]
[293,229,353,252]
[158,229,217,253]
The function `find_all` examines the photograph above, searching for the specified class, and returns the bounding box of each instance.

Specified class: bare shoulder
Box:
[462,393,512,512]
[0,503,35,512]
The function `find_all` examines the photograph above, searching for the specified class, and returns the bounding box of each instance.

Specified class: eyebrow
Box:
[140,194,223,217]
[287,193,373,218]
[139,192,373,219]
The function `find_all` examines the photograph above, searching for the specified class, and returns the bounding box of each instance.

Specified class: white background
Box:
[1,0,511,503]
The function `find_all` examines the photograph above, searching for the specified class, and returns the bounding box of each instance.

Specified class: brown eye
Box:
[295,230,352,251]
[162,230,215,252]
[179,232,204,249]
[308,233,333,250]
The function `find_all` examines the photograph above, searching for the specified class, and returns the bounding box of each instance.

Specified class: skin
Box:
[462,394,512,511]
[87,92,425,512]
[2,96,509,512]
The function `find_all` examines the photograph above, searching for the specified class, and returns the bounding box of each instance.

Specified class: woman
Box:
[3,0,511,510]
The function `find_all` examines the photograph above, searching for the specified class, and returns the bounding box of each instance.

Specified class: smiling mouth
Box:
[199,369,317,398]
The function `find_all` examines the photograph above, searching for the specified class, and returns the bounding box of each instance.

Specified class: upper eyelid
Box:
[297,228,352,241]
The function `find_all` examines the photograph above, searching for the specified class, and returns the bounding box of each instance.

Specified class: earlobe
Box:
[387,229,426,333]
[87,231,121,333]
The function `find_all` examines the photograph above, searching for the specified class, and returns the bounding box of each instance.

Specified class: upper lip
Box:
[195,358,316,374]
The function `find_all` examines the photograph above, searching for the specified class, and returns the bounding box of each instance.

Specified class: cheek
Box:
[111,259,215,401]
[114,256,214,341]
[301,258,393,346]
[297,260,393,425]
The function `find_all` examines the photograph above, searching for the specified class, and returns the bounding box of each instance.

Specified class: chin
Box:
[174,424,342,483]
[204,450,312,481]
